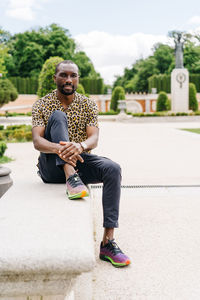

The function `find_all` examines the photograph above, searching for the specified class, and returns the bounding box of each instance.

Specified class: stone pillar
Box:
[145,99,150,113]
[171,68,189,112]
[101,99,106,112]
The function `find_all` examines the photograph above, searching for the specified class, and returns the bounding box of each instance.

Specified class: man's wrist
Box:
[79,141,87,151]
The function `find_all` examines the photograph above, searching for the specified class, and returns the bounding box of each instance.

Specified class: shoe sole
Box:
[67,190,89,200]
[99,254,131,267]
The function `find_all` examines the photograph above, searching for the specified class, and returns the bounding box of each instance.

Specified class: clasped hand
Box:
[58,141,84,167]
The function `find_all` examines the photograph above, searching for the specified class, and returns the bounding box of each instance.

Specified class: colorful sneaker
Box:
[99,239,131,267]
[66,173,89,200]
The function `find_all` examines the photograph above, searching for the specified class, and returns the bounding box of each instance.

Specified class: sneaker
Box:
[99,239,131,267]
[66,173,89,200]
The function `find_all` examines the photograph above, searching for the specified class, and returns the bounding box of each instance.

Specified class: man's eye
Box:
[60,74,67,77]
[71,74,78,78]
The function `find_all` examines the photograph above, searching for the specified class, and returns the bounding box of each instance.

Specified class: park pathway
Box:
[2,119,200,300]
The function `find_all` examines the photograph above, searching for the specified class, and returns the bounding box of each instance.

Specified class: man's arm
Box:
[58,126,99,160]
[32,126,84,166]
[32,127,61,154]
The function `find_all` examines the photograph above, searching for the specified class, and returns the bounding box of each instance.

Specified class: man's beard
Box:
[58,84,76,95]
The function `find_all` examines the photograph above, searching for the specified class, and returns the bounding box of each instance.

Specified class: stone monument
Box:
[170,31,189,112]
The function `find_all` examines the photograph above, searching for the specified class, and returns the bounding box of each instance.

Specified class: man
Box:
[32,60,130,267]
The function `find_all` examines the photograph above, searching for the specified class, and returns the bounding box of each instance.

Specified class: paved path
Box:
[2,120,200,300]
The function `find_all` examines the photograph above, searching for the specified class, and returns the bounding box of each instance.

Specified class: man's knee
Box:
[105,160,121,178]
[49,110,67,122]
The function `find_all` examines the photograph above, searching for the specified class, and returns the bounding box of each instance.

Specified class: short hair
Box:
[55,60,79,74]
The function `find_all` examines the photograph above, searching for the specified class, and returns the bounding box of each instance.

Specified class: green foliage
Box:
[0,125,32,142]
[0,142,7,157]
[76,83,85,95]
[1,24,100,82]
[148,74,171,93]
[189,83,198,111]
[73,51,100,78]
[156,91,169,112]
[0,156,12,164]
[80,78,104,94]
[4,24,75,77]
[98,110,118,115]
[13,130,25,141]
[8,77,38,94]
[0,78,18,107]
[37,56,64,97]
[110,86,125,111]
[25,131,32,141]
[0,125,4,130]
[113,39,200,93]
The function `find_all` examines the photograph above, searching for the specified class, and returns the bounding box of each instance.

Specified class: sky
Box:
[1,0,200,84]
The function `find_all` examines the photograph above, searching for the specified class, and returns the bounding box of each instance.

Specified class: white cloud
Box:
[5,0,48,21]
[75,31,169,84]
[188,16,200,25]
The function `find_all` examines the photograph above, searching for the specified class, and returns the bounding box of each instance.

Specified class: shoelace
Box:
[106,239,124,255]
[67,174,83,188]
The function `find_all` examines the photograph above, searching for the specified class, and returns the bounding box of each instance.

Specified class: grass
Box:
[0,156,13,164]
[182,128,200,134]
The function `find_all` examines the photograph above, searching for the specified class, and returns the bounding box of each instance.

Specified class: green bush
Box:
[25,131,32,141]
[110,86,125,112]
[76,83,85,95]
[0,125,4,130]
[189,83,198,111]
[37,56,64,97]
[156,91,169,111]
[13,130,25,141]
[0,142,7,157]
[3,130,13,140]
[0,78,18,107]
[98,110,118,115]
[0,132,4,141]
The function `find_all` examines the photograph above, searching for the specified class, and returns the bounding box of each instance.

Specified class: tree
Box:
[73,51,100,78]
[153,43,174,74]
[189,83,198,111]
[0,45,8,77]
[0,78,18,107]
[110,86,125,111]
[134,57,159,92]
[156,91,169,111]
[5,24,76,77]
[37,56,64,97]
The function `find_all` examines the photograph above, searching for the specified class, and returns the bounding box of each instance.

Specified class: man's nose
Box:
[65,75,72,82]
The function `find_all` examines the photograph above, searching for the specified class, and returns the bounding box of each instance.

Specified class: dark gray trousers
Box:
[38,110,121,228]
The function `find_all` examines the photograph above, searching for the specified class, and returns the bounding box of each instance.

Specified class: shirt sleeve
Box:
[86,99,99,128]
[32,100,45,128]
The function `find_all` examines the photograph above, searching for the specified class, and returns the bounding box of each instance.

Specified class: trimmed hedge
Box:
[8,76,104,95]
[0,142,7,157]
[189,83,198,111]
[8,77,38,94]
[148,74,200,93]
[110,86,125,112]
[156,91,169,111]
[80,78,104,94]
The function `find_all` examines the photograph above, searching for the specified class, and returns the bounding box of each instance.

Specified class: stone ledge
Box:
[0,180,95,298]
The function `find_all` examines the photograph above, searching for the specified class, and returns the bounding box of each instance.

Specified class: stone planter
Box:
[0,166,12,198]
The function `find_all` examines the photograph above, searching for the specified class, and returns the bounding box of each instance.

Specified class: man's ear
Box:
[53,75,56,83]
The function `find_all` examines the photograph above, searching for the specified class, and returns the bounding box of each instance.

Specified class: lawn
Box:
[182,128,200,134]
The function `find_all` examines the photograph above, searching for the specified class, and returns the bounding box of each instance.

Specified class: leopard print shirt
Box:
[32,90,99,143]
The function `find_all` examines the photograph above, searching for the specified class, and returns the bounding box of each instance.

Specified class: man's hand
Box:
[58,141,84,163]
